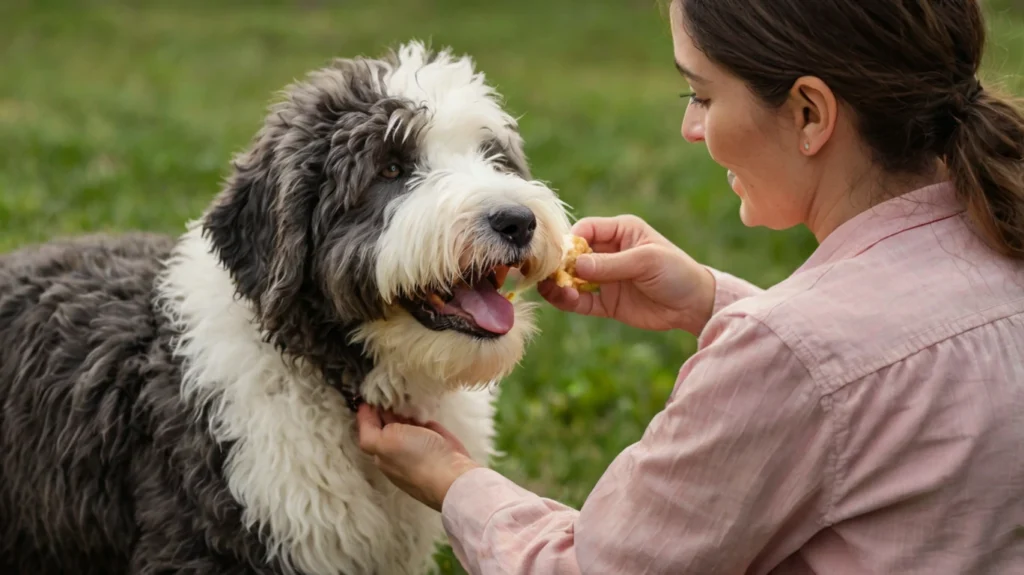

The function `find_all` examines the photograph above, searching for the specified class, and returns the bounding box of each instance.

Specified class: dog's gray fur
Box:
[0,233,286,574]
[201,56,427,407]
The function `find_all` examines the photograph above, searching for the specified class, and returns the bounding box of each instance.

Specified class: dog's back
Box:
[1,233,174,573]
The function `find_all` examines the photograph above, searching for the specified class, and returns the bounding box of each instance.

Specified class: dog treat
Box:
[549,235,599,292]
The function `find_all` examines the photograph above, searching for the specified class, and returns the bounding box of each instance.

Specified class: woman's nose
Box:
[682,110,705,143]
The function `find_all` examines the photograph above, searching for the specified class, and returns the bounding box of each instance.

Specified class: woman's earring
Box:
[803,142,811,151]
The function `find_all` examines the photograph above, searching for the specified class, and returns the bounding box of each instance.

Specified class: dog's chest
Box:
[210,369,447,575]
[203,366,495,575]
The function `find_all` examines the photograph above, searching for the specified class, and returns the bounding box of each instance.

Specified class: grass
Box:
[2,1,1023,573]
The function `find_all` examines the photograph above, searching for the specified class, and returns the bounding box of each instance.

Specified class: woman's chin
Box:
[738,201,757,227]
[731,173,756,226]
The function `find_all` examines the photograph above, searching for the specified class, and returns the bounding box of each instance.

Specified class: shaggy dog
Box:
[0,41,571,575]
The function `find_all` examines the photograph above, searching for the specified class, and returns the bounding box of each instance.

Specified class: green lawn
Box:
[2,1,1023,573]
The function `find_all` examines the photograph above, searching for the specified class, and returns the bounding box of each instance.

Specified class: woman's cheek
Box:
[703,112,732,167]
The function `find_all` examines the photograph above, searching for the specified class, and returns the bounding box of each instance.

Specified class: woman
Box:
[357,0,1024,573]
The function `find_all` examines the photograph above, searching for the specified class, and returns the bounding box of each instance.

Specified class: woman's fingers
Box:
[575,245,660,283]
[538,279,609,318]
[424,420,471,456]
[572,215,637,246]
[537,279,579,309]
[356,404,384,455]
[380,409,417,426]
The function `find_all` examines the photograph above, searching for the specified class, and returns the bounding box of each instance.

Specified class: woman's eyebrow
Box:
[675,59,709,83]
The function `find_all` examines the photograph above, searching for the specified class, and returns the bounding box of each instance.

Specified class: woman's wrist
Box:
[675,266,717,336]
[429,454,482,512]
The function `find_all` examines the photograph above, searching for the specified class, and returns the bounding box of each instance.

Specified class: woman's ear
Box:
[787,76,838,155]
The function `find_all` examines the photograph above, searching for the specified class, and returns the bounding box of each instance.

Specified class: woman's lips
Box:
[727,169,742,196]
[726,170,749,198]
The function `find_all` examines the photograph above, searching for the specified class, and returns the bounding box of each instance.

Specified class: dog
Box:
[0,40,571,575]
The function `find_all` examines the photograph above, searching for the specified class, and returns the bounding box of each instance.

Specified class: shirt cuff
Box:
[442,467,532,542]
[706,266,764,316]
[441,467,534,571]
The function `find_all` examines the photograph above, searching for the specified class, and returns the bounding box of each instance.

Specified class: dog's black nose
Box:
[488,206,537,248]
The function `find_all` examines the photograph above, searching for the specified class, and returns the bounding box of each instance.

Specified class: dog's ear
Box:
[203,60,421,349]
[203,136,276,305]
[201,63,396,336]
[202,111,322,337]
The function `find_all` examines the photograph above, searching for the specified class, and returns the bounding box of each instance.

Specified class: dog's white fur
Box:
[156,41,570,575]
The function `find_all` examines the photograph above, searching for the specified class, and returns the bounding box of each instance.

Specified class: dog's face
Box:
[203,42,571,392]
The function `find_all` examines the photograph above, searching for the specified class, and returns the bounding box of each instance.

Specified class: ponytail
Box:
[945,86,1024,260]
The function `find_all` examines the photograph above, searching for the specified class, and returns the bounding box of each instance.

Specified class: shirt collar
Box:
[795,181,965,275]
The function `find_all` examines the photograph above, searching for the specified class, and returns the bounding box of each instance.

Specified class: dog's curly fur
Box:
[0,41,571,574]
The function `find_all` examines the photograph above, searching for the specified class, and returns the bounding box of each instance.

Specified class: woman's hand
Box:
[539,215,717,335]
[356,404,481,512]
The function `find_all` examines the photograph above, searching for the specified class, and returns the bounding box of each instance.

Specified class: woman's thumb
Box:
[575,246,657,283]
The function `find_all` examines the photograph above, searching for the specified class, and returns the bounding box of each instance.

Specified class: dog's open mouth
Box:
[399,259,531,339]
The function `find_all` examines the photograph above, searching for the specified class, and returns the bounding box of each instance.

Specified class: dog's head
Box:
[202,41,571,395]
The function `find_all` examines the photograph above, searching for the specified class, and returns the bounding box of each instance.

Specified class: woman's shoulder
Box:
[708,235,1024,394]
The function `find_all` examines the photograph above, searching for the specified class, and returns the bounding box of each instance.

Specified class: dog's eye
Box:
[493,156,515,173]
[380,163,403,180]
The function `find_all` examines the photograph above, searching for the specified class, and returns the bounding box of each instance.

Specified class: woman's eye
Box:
[680,92,710,108]
[381,163,403,179]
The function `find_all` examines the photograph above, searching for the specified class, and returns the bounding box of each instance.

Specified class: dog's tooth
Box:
[426,293,446,310]
[493,265,509,288]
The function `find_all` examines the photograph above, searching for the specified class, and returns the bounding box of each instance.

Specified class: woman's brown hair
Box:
[679,0,1024,259]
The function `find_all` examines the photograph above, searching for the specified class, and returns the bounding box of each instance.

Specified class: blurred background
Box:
[2,1,1023,572]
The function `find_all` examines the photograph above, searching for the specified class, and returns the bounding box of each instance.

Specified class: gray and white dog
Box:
[0,41,571,575]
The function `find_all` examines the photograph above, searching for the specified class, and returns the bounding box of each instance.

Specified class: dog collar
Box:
[336,369,365,413]
[342,389,364,412]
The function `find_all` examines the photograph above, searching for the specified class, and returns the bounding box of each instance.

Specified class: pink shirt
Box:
[441,182,1024,574]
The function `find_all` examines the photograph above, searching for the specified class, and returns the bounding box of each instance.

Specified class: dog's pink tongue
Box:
[450,281,514,335]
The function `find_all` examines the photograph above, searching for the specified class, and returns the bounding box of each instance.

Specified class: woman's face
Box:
[669,4,817,231]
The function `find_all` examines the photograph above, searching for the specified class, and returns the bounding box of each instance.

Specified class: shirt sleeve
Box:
[441,313,834,575]
[706,266,765,316]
